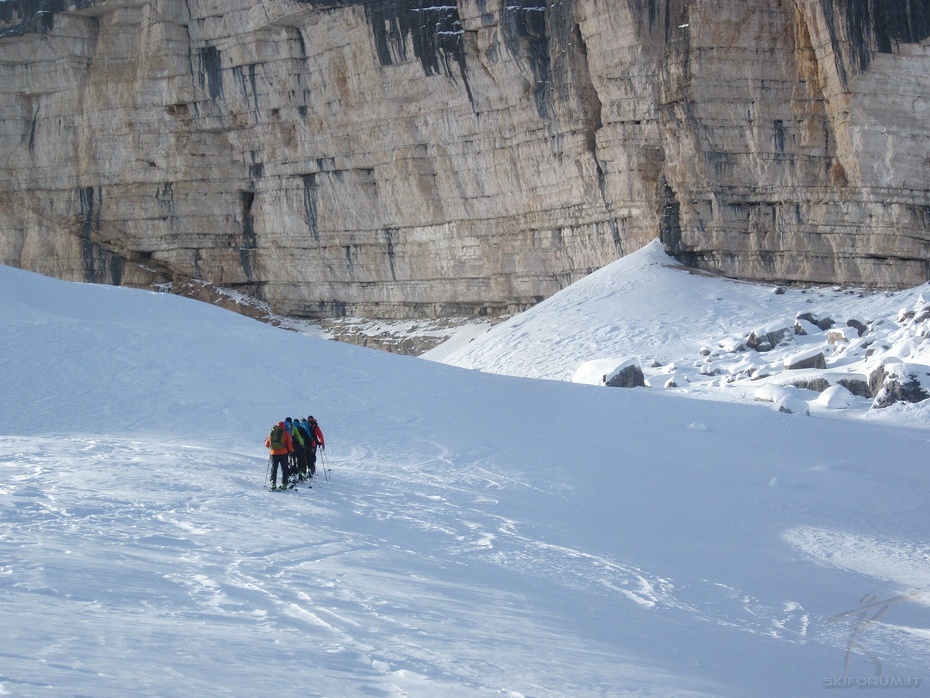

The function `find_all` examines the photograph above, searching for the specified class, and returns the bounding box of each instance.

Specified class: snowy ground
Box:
[428,240,930,428]
[1,255,929,697]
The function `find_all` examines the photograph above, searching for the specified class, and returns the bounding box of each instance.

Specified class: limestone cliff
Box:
[1,0,929,321]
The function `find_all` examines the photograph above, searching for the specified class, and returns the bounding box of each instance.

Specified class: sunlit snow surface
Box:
[1,252,928,697]
[431,241,930,426]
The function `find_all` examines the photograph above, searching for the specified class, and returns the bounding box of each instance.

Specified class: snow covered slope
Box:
[431,240,930,427]
[1,263,929,697]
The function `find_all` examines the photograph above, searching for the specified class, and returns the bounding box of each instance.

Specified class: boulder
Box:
[571,357,645,388]
[776,396,810,415]
[784,348,827,370]
[846,318,868,337]
[871,363,930,409]
[796,313,835,331]
[791,378,830,393]
[816,385,854,409]
[604,360,646,389]
[836,378,871,398]
[868,362,894,397]
[754,385,792,403]
[747,321,794,352]
[827,327,858,345]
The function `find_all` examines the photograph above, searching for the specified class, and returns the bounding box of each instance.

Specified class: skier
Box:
[303,415,325,477]
[285,417,307,479]
[265,422,294,490]
[293,419,314,480]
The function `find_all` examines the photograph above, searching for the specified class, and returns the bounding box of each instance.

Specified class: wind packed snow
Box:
[2,246,929,696]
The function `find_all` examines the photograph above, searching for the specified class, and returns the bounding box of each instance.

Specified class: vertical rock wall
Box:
[656,0,930,286]
[1,0,929,320]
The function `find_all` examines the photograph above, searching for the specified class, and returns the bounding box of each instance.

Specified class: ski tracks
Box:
[333,441,853,656]
[334,443,679,612]
[5,435,901,695]
[0,436,497,693]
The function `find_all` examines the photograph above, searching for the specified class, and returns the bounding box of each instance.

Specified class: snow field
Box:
[1,259,929,696]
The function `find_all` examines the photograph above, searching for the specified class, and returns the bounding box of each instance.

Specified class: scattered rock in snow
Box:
[868,362,896,397]
[571,357,645,388]
[605,359,646,388]
[796,312,834,330]
[826,327,858,346]
[747,321,793,352]
[846,318,868,337]
[776,395,810,415]
[816,384,854,409]
[791,378,830,393]
[836,377,871,398]
[871,363,930,408]
[784,348,826,370]
[866,342,892,358]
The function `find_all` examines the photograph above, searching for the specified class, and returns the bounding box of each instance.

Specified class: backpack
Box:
[306,419,320,447]
[296,423,312,447]
[269,425,285,450]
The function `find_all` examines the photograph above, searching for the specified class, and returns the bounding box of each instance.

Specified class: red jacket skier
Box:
[302,416,325,476]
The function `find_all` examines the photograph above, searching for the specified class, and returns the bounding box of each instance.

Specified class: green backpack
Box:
[269,425,285,450]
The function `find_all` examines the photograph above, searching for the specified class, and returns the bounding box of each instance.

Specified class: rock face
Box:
[2,0,930,320]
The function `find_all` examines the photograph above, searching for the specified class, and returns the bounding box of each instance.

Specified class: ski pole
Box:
[265,454,271,485]
[322,447,330,482]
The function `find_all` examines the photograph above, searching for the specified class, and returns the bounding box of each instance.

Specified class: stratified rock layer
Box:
[2,0,929,318]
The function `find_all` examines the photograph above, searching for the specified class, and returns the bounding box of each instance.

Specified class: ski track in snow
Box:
[785,526,930,593]
[2,436,709,696]
[0,433,806,697]
[7,432,924,696]
[339,443,676,612]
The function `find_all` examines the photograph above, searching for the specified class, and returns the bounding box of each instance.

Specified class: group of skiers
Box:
[265,416,325,490]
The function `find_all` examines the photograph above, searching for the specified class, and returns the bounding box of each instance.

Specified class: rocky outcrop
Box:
[2,0,930,321]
